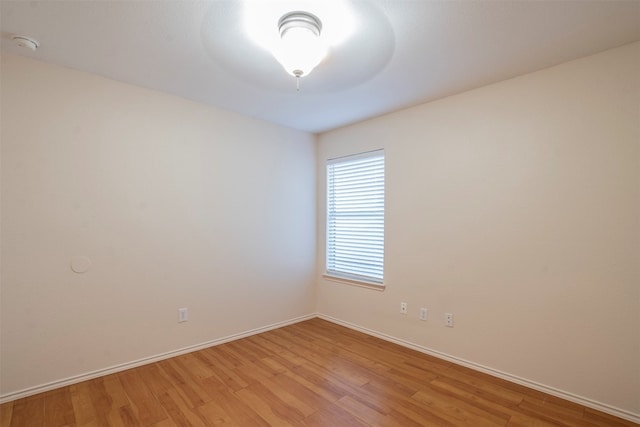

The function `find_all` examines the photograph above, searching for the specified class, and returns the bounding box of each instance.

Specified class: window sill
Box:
[322,274,386,291]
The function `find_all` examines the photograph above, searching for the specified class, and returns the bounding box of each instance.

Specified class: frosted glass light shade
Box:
[273,12,327,78]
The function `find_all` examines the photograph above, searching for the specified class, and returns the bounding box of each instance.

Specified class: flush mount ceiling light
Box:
[201,1,394,93]
[273,11,327,87]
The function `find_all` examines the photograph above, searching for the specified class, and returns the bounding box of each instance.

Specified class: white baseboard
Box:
[317,314,640,425]
[0,313,316,404]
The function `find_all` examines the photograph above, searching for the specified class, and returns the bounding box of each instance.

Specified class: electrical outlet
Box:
[178,307,188,323]
[445,313,453,327]
[420,307,428,321]
[400,302,408,315]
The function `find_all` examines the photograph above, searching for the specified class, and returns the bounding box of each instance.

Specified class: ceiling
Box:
[1,0,639,134]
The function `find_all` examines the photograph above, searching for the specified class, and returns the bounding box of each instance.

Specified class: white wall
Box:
[316,42,640,417]
[2,42,639,419]
[0,54,317,397]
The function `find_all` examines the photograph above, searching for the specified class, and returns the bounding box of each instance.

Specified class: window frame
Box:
[324,149,385,289]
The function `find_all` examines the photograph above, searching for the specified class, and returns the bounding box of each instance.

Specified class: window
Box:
[326,150,384,286]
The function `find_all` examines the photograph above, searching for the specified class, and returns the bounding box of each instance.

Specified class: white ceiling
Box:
[2,0,639,133]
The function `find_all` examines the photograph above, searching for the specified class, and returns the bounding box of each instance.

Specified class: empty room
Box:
[1,1,639,426]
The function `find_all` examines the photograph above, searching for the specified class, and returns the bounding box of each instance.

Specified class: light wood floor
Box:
[1,318,636,427]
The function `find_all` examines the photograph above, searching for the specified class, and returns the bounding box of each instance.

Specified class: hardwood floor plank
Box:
[386,403,457,427]
[3,318,637,427]
[118,370,167,425]
[117,405,141,427]
[88,377,121,427]
[232,360,276,386]
[281,334,376,386]
[583,408,640,427]
[293,362,360,402]
[427,377,570,427]
[361,380,458,426]
[101,375,130,409]
[436,366,525,405]
[0,401,13,427]
[156,358,212,408]
[263,372,330,416]
[226,339,271,362]
[507,412,565,427]
[136,364,173,398]
[207,345,244,369]
[155,389,207,427]
[412,388,509,426]
[287,324,388,373]
[429,377,521,417]
[209,393,270,426]
[288,363,351,402]
[43,388,76,427]
[235,384,306,427]
[194,400,238,426]
[336,394,387,425]
[381,365,439,392]
[9,396,44,427]
[517,396,598,427]
[245,334,306,369]
[70,382,99,427]
[259,356,290,375]
[174,354,215,381]
[195,350,249,392]
[302,401,369,427]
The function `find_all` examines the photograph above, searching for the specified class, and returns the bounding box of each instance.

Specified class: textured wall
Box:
[316,42,640,416]
[1,54,317,396]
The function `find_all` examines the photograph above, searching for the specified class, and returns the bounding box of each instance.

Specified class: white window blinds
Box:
[326,150,384,284]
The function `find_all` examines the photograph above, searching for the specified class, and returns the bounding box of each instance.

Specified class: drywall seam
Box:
[318,314,640,424]
[0,313,316,404]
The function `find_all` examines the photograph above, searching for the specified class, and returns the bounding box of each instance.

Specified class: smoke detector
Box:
[12,35,39,51]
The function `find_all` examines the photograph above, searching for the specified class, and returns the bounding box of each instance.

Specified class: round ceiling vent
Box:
[12,35,39,51]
